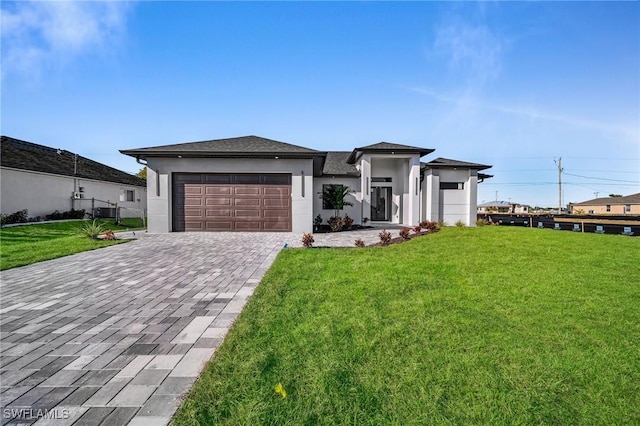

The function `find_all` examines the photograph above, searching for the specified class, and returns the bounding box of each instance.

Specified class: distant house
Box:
[570,193,640,215]
[477,201,529,214]
[120,135,492,233]
[1,136,147,220]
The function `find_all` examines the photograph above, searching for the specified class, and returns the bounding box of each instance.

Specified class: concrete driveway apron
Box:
[0,232,295,426]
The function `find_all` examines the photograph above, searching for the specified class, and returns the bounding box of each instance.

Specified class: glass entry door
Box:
[371,187,390,221]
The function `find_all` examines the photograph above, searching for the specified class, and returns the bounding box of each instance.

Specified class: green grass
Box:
[0,218,144,270]
[173,227,639,425]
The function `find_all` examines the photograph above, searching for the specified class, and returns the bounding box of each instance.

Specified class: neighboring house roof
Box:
[347,142,434,164]
[1,136,146,187]
[478,201,520,208]
[423,157,492,171]
[573,193,640,206]
[120,135,324,160]
[478,173,493,181]
[322,152,360,176]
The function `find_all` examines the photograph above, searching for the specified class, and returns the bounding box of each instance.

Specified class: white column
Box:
[361,156,371,223]
[407,157,421,226]
[467,172,478,226]
[425,171,440,222]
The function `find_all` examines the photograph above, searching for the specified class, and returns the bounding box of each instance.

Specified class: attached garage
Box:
[172,173,291,232]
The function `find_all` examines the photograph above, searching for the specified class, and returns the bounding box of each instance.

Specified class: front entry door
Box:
[371,187,390,221]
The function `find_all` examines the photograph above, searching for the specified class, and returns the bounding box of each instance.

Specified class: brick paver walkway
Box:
[0,225,400,425]
[0,233,295,425]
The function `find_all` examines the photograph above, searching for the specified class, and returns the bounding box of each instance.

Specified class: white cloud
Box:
[408,86,639,142]
[1,0,131,79]
[434,20,505,84]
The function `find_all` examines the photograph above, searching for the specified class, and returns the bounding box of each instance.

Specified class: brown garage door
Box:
[172,173,291,232]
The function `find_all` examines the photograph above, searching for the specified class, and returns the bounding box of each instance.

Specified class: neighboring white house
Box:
[1,136,147,220]
[477,201,530,214]
[120,136,492,233]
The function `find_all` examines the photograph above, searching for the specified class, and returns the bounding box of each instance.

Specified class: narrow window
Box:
[625,204,631,213]
[439,182,464,190]
[125,190,135,202]
[606,205,611,212]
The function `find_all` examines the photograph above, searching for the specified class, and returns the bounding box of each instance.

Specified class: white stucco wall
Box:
[145,157,314,233]
[1,167,146,219]
[438,169,478,226]
[312,177,361,225]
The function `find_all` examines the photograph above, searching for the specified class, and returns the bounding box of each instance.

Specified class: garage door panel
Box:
[234,187,261,196]
[206,209,231,217]
[263,209,290,218]
[185,186,204,195]
[263,198,290,207]
[206,186,232,195]
[235,198,260,206]
[175,174,203,183]
[233,175,261,184]
[234,222,262,231]
[184,208,204,217]
[262,175,291,185]
[184,198,203,206]
[234,209,261,218]
[205,221,232,230]
[184,222,204,231]
[263,187,289,196]
[206,198,231,206]
[204,175,232,184]
[173,173,291,232]
[264,220,290,230]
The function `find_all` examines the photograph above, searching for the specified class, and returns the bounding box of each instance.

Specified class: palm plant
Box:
[322,185,354,218]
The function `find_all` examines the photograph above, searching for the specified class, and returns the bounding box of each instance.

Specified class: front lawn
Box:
[0,218,143,270]
[173,227,639,425]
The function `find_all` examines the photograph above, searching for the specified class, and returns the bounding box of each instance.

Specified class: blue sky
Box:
[2,1,638,207]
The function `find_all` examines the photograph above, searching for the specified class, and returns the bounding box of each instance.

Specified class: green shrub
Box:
[455,220,466,227]
[2,209,29,225]
[77,219,105,239]
[476,218,489,227]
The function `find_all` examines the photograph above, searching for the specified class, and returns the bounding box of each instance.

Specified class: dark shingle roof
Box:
[347,142,434,163]
[1,136,146,187]
[422,157,492,171]
[121,135,322,159]
[573,193,640,206]
[322,152,360,176]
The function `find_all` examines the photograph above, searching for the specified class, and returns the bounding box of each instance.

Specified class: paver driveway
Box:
[0,232,296,426]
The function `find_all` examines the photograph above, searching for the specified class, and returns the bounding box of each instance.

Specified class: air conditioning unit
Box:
[72,192,84,199]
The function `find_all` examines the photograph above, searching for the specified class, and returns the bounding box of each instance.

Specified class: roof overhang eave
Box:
[347,148,435,164]
[120,150,327,161]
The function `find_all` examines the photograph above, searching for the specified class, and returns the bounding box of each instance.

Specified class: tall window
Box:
[125,190,135,202]
[625,204,631,213]
[606,204,611,212]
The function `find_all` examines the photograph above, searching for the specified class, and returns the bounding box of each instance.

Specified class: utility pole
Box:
[554,157,563,213]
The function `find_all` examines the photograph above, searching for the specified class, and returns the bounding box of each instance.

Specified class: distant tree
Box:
[609,194,622,197]
[136,167,147,180]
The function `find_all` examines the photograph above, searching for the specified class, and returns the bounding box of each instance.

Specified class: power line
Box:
[562,172,639,183]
